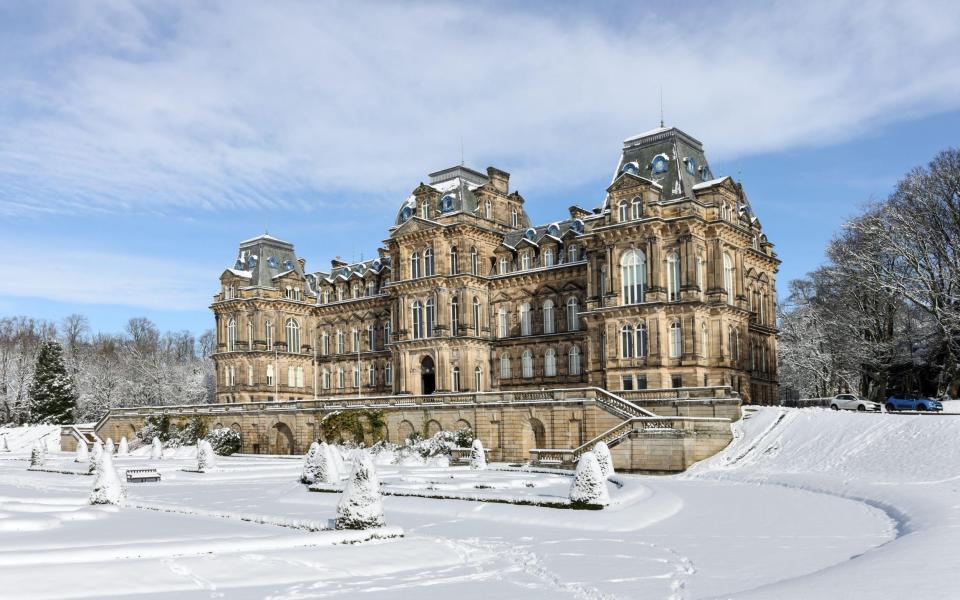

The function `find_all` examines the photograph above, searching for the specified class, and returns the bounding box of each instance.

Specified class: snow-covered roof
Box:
[692,176,733,190]
[226,268,253,278]
[624,127,669,143]
[239,233,292,247]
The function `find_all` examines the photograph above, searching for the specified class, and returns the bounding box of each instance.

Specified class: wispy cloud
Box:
[0,238,212,310]
[1,0,958,217]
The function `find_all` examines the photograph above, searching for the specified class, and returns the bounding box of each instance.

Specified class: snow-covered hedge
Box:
[206,427,241,456]
[569,452,610,509]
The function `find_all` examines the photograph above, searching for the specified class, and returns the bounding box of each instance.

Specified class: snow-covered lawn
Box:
[1,407,959,598]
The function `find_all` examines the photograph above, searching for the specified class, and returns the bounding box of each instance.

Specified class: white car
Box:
[830,394,881,412]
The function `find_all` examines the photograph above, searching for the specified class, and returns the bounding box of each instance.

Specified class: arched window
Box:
[474,366,482,391]
[470,247,478,275]
[425,297,435,337]
[759,292,766,324]
[421,200,429,219]
[451,297,460,336]
[247,321,254,345]
[226,318,236,351]
[384,362,393,385]
[367,324,375,350]
[637,321,648,357]
[723,253,735,305]
[667,252,680,302]
[521,251,531,270]
[285,318,300,352]
[618,201,628,222]
[336,329,344,354]
[521,350,533,378]
[473,297,481,335]
[543,300,555,334]
[484,200,492,219]
[696,256,704,291]
[450,247,459,275]
[511,207,518,227]
[497,307,509,338]
[567,297,580,331]
[544,348,557,376]
[425,247,435,276]
[353,367,360,388]
[383,322,391,344]
[266,363,274,386]
[351,328,359,352]
[701,322,709,357]
[669,321,682,358]
[412,301,423,339]
[729,327,740,360]
[500,353,512,379]
[499,256,509,274]
[411,251,421,279]
[519,303,531,335]
[621,324,634,358]
[620,249,646,305]
[568,346,582,376]
[337,368,345,389]
[321,332,329,355]
[568,244,578,263]
[631,197,643,220]
[543,248,554,267]
[322,369,330,389]
[452,367,461,391]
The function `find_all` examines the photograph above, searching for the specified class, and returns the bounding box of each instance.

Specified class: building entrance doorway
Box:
[421,356,436,395]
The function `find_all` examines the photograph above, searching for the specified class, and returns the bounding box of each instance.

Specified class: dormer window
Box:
[400,206,412,222]
[570,219,584,234]
[651,154,668,174]
[621,161,639,176]
[421,201,429,219]
[267,256,279,269]
[684,157,696,175]
[700,166,712,181]
[524,227,536,241]
[282,259,294,271]
[546,223,560,237]
[521,251,532,271]
[484,200,492,219]
[631,197,643,220]
[441,194,455,212]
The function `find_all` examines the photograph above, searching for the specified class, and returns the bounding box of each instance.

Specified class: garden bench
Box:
[125,468,161,483]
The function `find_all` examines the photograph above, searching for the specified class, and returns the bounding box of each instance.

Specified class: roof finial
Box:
[659,85,664,128]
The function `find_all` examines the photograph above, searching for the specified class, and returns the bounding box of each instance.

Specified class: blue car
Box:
[885,395,943,412]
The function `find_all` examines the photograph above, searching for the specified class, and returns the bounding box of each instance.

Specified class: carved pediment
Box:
[606,172,657,194]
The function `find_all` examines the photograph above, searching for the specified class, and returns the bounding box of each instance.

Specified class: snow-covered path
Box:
[1,408,957,598]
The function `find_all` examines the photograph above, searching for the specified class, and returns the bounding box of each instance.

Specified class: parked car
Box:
[829,394,881,412]
[885,395,943,412]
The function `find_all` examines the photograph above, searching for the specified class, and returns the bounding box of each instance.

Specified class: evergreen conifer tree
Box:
[28,340,77,424]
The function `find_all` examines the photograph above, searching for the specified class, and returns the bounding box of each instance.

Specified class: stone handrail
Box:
[96,386,690,422]
[619,386,737,402]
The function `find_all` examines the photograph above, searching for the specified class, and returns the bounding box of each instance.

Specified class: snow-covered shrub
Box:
[117,437,129,456]
[30,443,45,467]
[594,441,614,477]
[300,442,321,483]
[91,440,103,463]
[171,417,207,448]
[196,439,217,472]
[89,451,125,505]
[75,442,89,463]
[470,438,487,470]
[105,438,115,455]
[136,414,171,445]
[417,430,458,458]
[454,427,474,448]
[1,437,8,452]
[206,427,241,456]
[151,437,163,460]
[328,443,345,476]
[569,452,610,509]
[336,451,385,530]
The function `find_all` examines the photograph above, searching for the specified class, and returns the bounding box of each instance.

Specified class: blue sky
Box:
[1,1,959,336]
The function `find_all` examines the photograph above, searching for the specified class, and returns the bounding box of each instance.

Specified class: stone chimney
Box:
[569,205,591,220]
[297,258,306,272]
[486,166,510,194]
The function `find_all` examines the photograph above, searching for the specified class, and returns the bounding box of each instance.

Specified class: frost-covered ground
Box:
[1,408,959,599]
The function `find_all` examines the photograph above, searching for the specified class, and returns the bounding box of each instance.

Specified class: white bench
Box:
[126,468,161,483]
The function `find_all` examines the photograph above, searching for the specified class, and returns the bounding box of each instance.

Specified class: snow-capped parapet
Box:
[569,452,610,509]
[105,438,115,455]
[336,451,385,530]
[197,440,217,472]
[30,443,45,467]
[89,451,126,505]
[470,439,487,470]
[151,437,163,460]
[594,441,614,477]
[118,437,129,456]
[75,441,89,463]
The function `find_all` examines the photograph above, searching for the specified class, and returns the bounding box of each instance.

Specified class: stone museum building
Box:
[212,126,780,406]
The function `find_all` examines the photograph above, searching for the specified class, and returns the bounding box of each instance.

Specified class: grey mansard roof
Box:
[230,233,304,288]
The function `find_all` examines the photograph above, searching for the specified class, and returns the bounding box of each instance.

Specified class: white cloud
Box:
[0,238,213,310]
[0,0,958,216]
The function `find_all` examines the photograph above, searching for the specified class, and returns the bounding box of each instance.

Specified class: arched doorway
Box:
[522,418,547,452]
[273,422,295,455]
[421,355,436,395]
